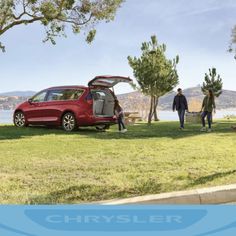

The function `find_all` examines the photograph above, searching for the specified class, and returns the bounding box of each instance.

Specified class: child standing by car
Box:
[114,100,127,133]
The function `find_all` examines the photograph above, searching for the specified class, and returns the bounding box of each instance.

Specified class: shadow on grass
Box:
[28,180,170,204]
[188,169,236,186]
[0,125,65,140]
[0,121,235,141]
[28,170,236,204]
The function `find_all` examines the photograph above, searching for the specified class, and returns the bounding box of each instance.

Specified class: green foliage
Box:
[80,0,92,13]
[201,68,223,97]
[65,0,75,10]
[128,35,179,123]
[0,0,124,51]
[229,25,236,59]
[0,42,5,52]
[128,35,179,97]
[40,1,58,21]
[86,29,96,43]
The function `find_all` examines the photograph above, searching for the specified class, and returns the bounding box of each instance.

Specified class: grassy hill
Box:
[117,86,236,112]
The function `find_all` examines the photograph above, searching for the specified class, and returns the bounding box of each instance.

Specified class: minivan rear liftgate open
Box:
[88,75,133,119]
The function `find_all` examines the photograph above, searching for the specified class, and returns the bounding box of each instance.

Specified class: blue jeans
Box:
[118,116,126,131]
[201,111,212,129]
[178,109,185,128]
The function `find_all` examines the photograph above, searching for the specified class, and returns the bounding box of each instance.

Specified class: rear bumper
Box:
[93,116,117,125]
[94,121,117,125]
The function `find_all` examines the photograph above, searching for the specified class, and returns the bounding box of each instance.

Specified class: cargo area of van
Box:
[91,89,115,117]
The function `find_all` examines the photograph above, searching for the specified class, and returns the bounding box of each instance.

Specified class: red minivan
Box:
[13,76,132,131]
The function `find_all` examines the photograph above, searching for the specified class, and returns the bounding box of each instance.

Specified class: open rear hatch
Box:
[88,75,132,88]
[88,76,132,118]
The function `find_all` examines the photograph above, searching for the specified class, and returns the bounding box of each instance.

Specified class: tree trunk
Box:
[153,96,160,121]
[148,96,154,124]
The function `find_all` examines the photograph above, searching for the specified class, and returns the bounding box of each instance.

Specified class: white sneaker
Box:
[207,129,212,133]
[200,127,206,132]
[121,129,127,133]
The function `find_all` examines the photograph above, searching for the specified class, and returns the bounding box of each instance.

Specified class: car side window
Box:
[47,90,63,101]
[47,89,84,101]
[92,91,106,100]
[31,91,47,103]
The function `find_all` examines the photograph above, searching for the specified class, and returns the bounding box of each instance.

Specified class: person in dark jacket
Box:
[200,89,216,132]
[173,88,188,129]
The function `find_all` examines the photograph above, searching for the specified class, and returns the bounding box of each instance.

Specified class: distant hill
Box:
[0,91,36,97]
[117,86,236,113]
[1,87,236,112]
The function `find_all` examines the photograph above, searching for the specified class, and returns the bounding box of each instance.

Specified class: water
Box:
[158,110,236,121]
[1,110,236,124]
[0,110,13,124]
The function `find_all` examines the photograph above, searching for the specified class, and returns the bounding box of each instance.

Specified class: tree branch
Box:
[12,0,28,20]
[0,16,43,36]
[58,13,93,26]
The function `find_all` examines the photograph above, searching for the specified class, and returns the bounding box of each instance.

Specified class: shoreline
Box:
[1,109,236,125]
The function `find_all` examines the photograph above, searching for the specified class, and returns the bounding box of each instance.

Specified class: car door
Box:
[42,89,66,124]
[25,90,48,123]
[43,89,85,124]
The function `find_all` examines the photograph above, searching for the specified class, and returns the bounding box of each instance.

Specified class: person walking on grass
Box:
[114,100,127,133]
[200,89,216,133]
[173,88,189,130]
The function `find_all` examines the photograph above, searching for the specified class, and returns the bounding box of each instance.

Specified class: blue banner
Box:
[0,205,235,236]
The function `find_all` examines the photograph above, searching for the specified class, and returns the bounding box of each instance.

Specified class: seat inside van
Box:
[91,90,115,117]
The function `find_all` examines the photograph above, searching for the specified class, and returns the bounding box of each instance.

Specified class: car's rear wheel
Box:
[96,124,109,131]
[62,112,77,132]
[14,111,26,128]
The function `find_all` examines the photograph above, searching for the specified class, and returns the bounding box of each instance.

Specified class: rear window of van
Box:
[47,89,84,101]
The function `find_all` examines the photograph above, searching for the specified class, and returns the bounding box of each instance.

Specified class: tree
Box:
[128,35,179,124]
[201,68,223,97]
[0,0,123,52]
[229,25,236,59]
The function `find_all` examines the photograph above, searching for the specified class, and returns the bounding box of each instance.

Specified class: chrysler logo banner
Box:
[0,206,235,236]
[24,209,206,231]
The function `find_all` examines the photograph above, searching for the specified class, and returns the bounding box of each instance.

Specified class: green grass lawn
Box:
[0,120,236,204]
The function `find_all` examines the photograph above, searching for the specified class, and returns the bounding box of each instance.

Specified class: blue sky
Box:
[0,0,236,94]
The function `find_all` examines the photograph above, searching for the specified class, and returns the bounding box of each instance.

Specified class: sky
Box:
[0,0,236,94]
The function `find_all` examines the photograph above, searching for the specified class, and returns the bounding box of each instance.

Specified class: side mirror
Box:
[28,98,33,104]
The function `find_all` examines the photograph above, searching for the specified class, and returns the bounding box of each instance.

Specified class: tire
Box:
[104,125,110,130]
[14,111,27,128]
[95,124,107,131]
[62,112,77,132]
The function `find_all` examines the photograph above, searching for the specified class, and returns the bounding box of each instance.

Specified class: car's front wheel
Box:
[62,112,77,132]
[14,111,27,128]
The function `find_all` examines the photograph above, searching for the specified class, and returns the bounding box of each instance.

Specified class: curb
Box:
[99,184,236,205]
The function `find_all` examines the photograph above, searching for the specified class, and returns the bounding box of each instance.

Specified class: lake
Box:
[1,109,236,125]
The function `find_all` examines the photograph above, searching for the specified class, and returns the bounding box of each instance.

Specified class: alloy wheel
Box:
[62,113,76,132]
[14,112,26,127]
